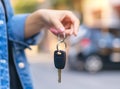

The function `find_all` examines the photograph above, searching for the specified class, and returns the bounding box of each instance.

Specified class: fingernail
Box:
[50,28,58,34]
[59,27,65,32]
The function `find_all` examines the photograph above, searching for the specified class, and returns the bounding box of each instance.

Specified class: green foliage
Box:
[14,0,39,14]
[52,0,73,9]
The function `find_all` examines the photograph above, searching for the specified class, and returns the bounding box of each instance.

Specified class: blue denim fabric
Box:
[0,0,44,89]
[0,1,9,89]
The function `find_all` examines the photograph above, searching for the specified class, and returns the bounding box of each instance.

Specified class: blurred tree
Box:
[51,0,82,21]
[52,0,73,9]
[14,0,40,14]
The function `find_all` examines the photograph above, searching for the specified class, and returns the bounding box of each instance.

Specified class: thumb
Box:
[51,18,65,33]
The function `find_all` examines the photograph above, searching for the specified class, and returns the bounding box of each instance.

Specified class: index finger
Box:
[65,11,80,36]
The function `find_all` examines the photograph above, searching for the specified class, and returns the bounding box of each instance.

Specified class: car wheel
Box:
[85,55,103,73]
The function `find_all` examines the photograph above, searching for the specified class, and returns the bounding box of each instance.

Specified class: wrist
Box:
[25,11,45,38]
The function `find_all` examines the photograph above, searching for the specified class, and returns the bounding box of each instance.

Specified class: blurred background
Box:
[11,0,120,89]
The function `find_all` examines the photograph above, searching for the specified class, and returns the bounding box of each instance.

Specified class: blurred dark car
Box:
[68,25,120,73]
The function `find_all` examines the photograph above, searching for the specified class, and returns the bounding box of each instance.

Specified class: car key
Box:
[54,34,67,83]
[54,50,66,83]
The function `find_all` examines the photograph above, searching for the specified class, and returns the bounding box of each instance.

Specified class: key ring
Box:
[56,33,67,51]
[56,41,67,51]
[57,33,67,43]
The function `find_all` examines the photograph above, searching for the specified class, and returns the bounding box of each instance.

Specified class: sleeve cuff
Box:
[25,30,44,45]
[8,14,44,50]
[8,14,28,43]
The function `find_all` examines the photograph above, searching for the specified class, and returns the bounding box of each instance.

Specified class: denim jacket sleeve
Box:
[7,14,44,50]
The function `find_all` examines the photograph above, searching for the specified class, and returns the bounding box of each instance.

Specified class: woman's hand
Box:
[25,9,80,38]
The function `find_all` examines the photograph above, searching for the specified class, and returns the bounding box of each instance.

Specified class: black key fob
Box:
[54,50,66,69]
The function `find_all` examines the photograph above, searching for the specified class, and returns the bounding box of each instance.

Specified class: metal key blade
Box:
[58,69,61,83]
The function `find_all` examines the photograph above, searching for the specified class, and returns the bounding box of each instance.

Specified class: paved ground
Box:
[26,50,120,89]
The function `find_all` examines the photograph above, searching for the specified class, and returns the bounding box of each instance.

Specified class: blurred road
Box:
[26,50,120,89]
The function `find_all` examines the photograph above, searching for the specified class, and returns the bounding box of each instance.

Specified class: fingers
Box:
[49,10,80,37]
[49,27,73,37]
[49,28,58,35]
[63,11,80,36]
[50,17,65,33]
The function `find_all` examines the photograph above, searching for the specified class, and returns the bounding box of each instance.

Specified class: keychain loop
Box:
[57,33,66,43]
[56,41,67,51]
[56,33,67,51]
